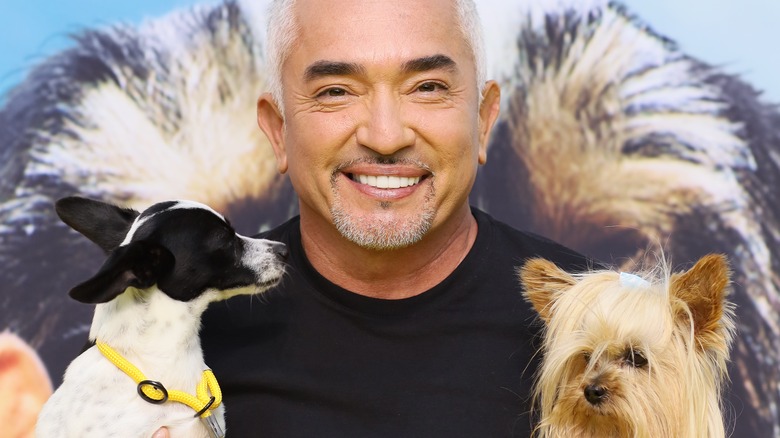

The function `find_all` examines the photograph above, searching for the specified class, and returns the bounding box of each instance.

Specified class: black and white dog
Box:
[35,196,287,437]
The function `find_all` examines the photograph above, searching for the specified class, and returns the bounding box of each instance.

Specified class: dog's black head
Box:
[55,196,287,304]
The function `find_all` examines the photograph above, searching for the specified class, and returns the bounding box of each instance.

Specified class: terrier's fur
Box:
[35,197,287,437]
[519,254,735,437]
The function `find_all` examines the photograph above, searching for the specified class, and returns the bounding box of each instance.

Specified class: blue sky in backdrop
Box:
[1,0,778,104]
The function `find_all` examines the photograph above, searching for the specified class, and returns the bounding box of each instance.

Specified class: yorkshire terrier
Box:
[519,254,735,437]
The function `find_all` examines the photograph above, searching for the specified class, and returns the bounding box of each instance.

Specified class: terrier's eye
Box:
[624,349,648,368]
[583,352,591,363]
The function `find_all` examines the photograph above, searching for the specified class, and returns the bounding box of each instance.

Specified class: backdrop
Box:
[1,1,779,436]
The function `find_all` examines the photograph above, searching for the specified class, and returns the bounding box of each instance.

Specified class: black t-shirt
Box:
[200,208,592,437]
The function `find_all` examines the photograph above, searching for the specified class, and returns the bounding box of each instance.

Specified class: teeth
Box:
[355,174,421,188]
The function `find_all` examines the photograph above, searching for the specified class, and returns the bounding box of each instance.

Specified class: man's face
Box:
[260,0,500,250]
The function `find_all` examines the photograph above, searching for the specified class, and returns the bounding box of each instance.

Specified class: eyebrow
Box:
[304,61,366,82]
[401,54,457,75]
[303,54,457,82]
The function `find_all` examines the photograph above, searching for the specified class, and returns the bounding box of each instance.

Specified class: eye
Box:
[624,348,648,368]
[582,352,591,363]
[415,81,448,93]
[316,87,349,98]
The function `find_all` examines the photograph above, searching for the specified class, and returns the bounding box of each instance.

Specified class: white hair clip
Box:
[619,272,650,288]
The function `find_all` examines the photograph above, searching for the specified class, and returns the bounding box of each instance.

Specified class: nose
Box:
[584,384,608,405]
[356,92,415,155]
[270,241,288,260]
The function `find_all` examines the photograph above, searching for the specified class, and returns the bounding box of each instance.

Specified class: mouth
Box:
[255,273,284,291]
[348,174,423,189]
[336,159,432,202]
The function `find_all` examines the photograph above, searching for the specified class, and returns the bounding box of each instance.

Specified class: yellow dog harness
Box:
[96,342,222,418]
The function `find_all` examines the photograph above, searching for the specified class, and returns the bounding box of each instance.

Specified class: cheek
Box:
[289,111,357,157]
[283,113,357,191]
[421,111,482,174]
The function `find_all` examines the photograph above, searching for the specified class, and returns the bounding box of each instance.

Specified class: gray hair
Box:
[265,0,487,113]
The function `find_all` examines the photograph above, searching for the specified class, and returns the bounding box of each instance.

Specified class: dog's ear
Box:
[69,241,174,304]
[669,254,732,351]
[518,258,577,323]
[55,196,140,252]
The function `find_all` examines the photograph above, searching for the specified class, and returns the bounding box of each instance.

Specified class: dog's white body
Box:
[37,292,223,437]
[36,198,287,437]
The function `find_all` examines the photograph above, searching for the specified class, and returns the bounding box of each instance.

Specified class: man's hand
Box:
[152,427,170,438]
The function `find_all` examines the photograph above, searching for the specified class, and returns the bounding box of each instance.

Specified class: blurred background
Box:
[1,0,778,104]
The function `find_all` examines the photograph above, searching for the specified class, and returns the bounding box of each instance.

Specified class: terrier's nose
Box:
[584,384,607,405]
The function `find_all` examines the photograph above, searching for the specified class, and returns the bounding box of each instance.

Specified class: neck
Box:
[300,205,478,299]
[89,288,209,362]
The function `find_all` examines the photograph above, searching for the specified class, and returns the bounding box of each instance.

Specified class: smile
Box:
[350,174,422,189]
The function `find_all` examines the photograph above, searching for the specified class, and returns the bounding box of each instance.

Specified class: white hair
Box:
[265,0,487,113]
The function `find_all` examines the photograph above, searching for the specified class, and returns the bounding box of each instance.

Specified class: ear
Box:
[55,197,139,252]
[68,241,174,304]
[669,254,731,350]
[517,258,577,323]
[477,80,501,165]
[257,93,288,174]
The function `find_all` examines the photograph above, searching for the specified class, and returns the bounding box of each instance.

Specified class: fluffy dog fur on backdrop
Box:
[0,0,779,436]
[474,1,780,435]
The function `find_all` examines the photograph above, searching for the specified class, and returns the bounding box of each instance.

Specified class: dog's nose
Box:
[271,242,289,260]
[584,384,607,405]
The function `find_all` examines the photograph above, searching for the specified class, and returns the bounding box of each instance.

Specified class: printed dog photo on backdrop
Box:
[518,254,735,437]
[472,2,780,435]
[0,331,52,437]
[35,197,287,437]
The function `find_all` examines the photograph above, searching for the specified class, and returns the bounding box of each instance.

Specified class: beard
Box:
[331,202,435,250]
[330,162,437,250]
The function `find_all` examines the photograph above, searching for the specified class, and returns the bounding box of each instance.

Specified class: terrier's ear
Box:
[55,196,139,253]
[518,258,577,323]
[669,254,732,350]
[68,241,174,304]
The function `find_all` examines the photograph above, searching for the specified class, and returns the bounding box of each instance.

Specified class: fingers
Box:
[152,427,170,438]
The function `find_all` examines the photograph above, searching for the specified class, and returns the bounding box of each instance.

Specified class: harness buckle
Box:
[137,380,169,404]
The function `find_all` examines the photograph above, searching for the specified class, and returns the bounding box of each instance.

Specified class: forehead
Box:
[122,200,226,245]
[580,286,671,344]
[139,200,224,221]
[289,0,472,74]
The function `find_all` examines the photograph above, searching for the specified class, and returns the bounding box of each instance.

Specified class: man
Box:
[157,0,590,435]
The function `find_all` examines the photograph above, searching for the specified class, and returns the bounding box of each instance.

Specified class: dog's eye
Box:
[582,352,591,363]
[624,349,648,368]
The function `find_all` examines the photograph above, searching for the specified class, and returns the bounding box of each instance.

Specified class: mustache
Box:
[334,156,432,172]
